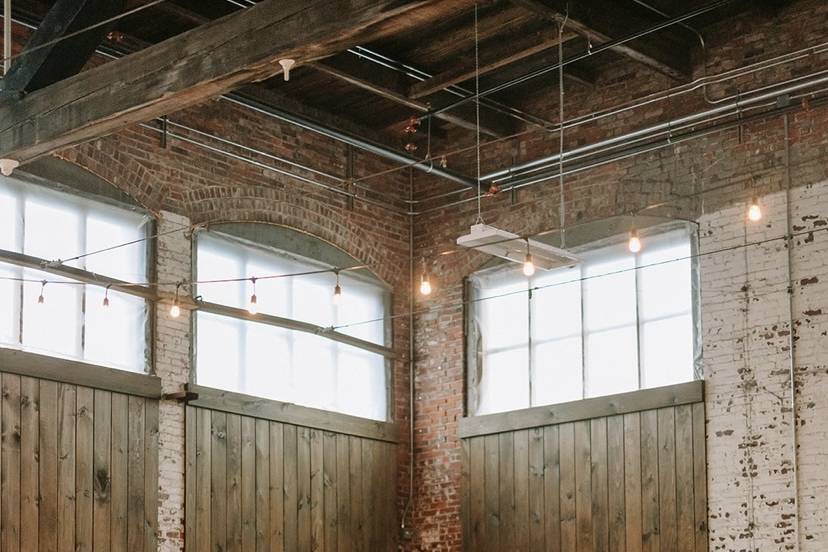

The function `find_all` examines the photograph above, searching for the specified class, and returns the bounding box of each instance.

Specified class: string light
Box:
[333,271,342,304]
[37,280,46,305]
[628,229,642,253]
[170,283,181,318]
[748,197,762,221]
[103,285,111,307]
[419,259,432,296]
[248,277,258,315]
[522,240,535,277]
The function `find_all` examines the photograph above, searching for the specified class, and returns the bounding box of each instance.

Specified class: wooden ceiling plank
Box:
[0,0,475,163]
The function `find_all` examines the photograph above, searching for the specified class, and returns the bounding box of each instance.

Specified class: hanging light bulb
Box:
[170,283,181,318]
[748,197,762,221]
[248,277,258,315]
[37,280,46,305]
[522,240,535,277]
[333,271,342,304]
[419,259,432,296]
[102,285,111,308]
[628,229,642,253]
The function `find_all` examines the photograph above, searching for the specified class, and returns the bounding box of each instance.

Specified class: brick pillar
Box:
[154,211,192,551]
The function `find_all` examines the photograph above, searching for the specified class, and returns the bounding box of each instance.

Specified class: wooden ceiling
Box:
[7,0,790,153]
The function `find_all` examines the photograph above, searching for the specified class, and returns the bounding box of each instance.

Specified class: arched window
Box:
[194,224,389,421]
[0,159,151,372]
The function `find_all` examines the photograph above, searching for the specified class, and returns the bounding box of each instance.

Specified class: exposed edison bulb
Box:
[628,230,642,253]
[102,296,110,308]
[419,274,432,296]
[248,294,258,315]
[37,281,46,305]
[748,198,762,222]
[169,303,181,318]
[522,253,536,277]
[333,283,342,304]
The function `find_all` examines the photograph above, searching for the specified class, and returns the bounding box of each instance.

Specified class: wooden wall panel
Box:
[0,371,159,552]
[185,404,398,552]
[461,393,707,552]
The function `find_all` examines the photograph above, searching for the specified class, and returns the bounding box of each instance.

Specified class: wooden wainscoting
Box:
[184,385,398,552]
[0,349,162,552]
[459,381,707,552]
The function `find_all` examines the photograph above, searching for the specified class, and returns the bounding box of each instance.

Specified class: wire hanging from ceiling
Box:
[558,9,569,249]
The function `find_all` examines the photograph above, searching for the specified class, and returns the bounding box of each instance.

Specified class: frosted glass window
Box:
[0,176,149,372]
[195,231,388,421]
[472,227,696,415]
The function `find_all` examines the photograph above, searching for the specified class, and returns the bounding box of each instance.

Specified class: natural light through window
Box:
[195,231,388,421]
[0,176,149,372]
[470,227,696,416]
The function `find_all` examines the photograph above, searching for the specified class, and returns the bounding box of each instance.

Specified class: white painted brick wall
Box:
[154,211,192,552]
[700,181,828,551]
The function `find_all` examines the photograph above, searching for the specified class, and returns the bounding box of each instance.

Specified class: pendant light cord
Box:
[558,10,569,248]
[474,3,484,224]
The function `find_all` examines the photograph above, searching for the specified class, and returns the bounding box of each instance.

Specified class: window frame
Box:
[190,225,394,422]
[0,166,155,374]
[465,221,702,416]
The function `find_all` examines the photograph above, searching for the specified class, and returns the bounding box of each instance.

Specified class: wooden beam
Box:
[408,27,579,99]
[309,60,513,137]
[510,0,691,81]
[0,0,472,163]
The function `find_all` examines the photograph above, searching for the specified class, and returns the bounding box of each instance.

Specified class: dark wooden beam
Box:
[510,0,692,81]
[309,60,514,137]
[408,27,579,99]
[0,0,476,163]
[0,0,126,97]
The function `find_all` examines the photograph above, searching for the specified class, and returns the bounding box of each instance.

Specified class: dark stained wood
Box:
[126,395,145,552]
[270,423,285,552]
[210,411,227,552]
[323,432,337,552]
[143,403,158,552]
[336,434,351,552]
[297,428,312,550]
[111,393,129,552]
[0,0,481,163]
[76,387,94,552]
[256,419,272,552]
[241,417,256,552]
[93,390,111,552]
[184,406,197,552]
[57,384,76,552]
[2,373,22,552]
[226,414,243,552]
[283,425,299,551]
[310,429,325,551]
[187,385,397,443]
[39,380,59,552]
[20,377,39,551]
[195,408,211,552]
[459,381,703,437]
[460,393,707,552]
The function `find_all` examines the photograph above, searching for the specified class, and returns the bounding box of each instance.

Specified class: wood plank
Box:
[513,430,530,552]
[0,349,161,398]
[692,403,707,552]
[241,417,256,552]
[184,406,197,552]
[591,417,609,552]
[574,420,592,552]
[658,408,677,552]
[126,396,144,552]
[283,425,298,552]
[76,386,95,552]
[111,394,129,552]
[347,437,363,551]
[256,419,271,552]
[310,429,325,552]
[322,432,337,552]
[497,432,515,549]
[226,414,242,552]
[143,402,158,552]
[468,437,485,552]
[57,384,76,552]
[640,409,659,552]
[675,405,695,552]
[543,425,561,552]
[559,423,576,551]
[187,385,397,442]
[606,416,626,552]
[195,408,211,552]
[2,373,22,552]
[93,390,112,552]
[484,433,501,551]
[528,427,545,551]
[0,0,465,163]
[270,423,285,552]
[210,412,227,552]
[459,381,703,437]
[39,380,59,552]
[336,434,351,552]
[624,413,643,552]
[297,427,312,551]
[20,376,39,551]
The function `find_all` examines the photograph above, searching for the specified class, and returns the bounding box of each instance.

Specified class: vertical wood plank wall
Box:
[184,404,398,552]
[0,371,160,552]
[461,400,707,552]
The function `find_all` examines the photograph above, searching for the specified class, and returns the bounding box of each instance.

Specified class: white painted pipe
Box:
[3,0,10,74]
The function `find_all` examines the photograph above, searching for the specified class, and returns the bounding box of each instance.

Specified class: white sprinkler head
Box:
[0,159,20,177]
[279,59,296,81]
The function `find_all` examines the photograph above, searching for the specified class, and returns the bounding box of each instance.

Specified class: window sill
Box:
[186,384,398,443]
[0,347,162,398]
[458,380,703,438]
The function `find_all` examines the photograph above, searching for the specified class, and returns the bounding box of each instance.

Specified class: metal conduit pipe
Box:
[3,0,10,74]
